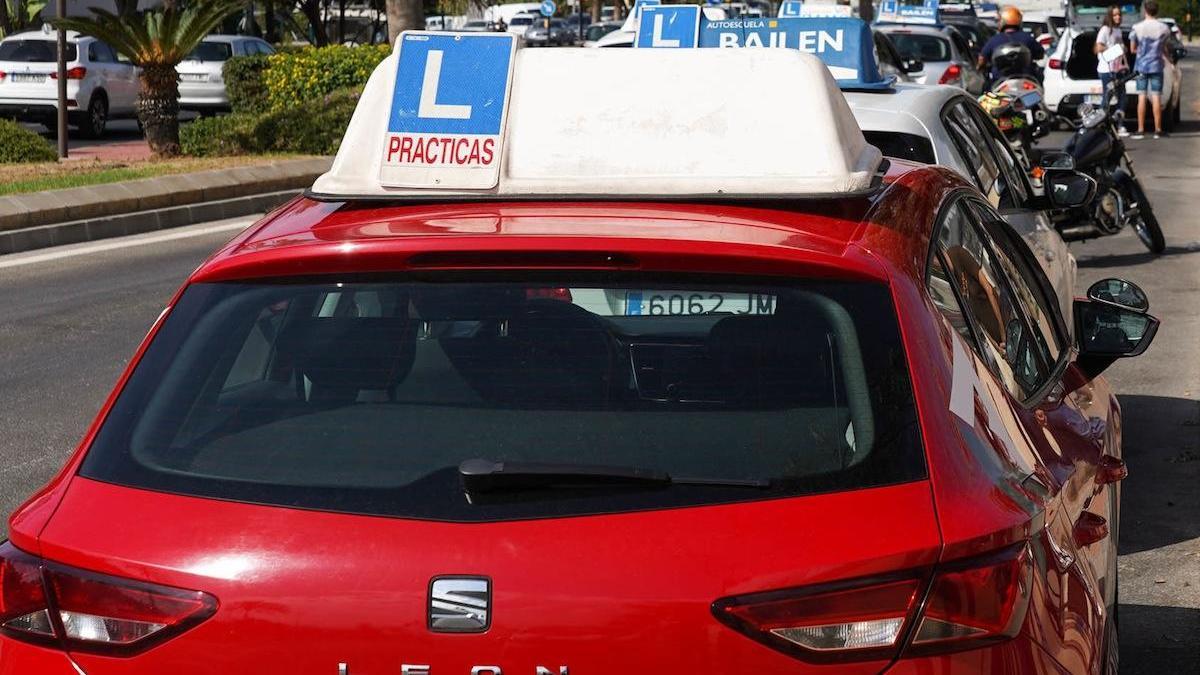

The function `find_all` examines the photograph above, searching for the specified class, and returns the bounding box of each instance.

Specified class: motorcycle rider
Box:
[978,6,1045,84]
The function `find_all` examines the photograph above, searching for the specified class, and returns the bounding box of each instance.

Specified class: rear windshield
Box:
[0,40,76,63]
[186,41,233,62]
[864,130,937,164]
[81,276,925,521]
[888,33,952,61]
[510,16,534,26]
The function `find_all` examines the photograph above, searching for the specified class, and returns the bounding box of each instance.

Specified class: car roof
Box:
[845,84,969,169]
[876,24,953,38]
[3,29,84,41]
[192,160,968,287]
[200,35,254,43]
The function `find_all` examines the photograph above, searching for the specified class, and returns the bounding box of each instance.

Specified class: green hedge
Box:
[223,53,272,114]
[0,119,57,163]
[262,44,388,111]
[181,88,362,157]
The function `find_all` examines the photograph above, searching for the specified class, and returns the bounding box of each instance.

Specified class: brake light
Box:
[939,63,962,85]
[713,574,924,663]
[0,71,6,80]
[0,542,217,656]
[908,543,1032,653]
[526,287,573,302]
[1021,79,1038,91]
[1048,58,1062,70]
[713,543,1034,663]
[50,66,87,80]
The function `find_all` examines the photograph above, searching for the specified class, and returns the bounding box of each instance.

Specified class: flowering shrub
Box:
[260,44,388,111]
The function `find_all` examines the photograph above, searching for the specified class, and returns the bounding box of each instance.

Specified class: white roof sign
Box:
[312,36,884,199]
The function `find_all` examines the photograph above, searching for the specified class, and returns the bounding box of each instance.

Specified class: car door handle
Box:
[1073,512,1109,547]
[1096,455,1128,485]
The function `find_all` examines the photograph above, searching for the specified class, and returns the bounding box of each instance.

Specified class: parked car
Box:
[583,20,624,46]
[0,29,137,138]
[524,18,573,47]
[0,45,1149,675]
[177,35,275,114]
[1044,20,1185,127]
[877,23,987,94]
[506,12,538,36]
[458,20,500,32]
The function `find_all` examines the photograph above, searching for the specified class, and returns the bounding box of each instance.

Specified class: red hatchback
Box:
[1,44,1158,675]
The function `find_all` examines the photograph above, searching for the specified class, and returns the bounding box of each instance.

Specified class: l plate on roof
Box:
[876,0,941,25]
[313,35,883,199]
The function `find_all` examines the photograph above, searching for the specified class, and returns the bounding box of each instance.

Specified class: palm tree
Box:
[53,0,246,156]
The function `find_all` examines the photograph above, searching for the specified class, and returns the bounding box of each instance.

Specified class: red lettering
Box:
[455,138,469,165]
[428,137,441,164]
[411,137,426,163]
[387,136,401,162]
[397,136,413,163]
[481,139,494,165]
[467,138,482,165]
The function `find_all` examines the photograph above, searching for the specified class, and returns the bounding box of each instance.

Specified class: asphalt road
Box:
[1,73,1198,672]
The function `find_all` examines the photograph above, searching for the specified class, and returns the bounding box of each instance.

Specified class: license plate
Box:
[1084,94,1104,104]
[10,73,45,83]
[624,291,776,316]
[180,73,207,82]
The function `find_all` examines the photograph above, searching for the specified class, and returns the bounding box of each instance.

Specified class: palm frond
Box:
[51,0,247,67]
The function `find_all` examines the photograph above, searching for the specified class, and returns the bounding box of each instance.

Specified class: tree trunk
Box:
[0,0,12,37]
[857,0,873,23]
[264,0,279,43]
[386,0,423,45]
[591,0,599,22]
[138,64,181,157]
[300,0,329,46]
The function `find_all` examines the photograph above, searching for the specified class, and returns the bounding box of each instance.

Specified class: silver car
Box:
[524,18,572,47]
[177,35,275,113]
[877,24,986,95]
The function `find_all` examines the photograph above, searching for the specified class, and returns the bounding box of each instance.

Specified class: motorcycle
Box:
[980,42,1052,167]
[1045,70,1165,254]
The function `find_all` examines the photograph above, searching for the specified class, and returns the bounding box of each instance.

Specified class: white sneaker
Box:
[1117,127,1130,138]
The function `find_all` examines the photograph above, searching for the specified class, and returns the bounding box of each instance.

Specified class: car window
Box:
[968,203,1066,368]
[88,42,116,63]
[874,32,899,68]
[80,277,925,522]
[933,200,1047,400]
[186,41,234,62]
[965,105,1030,209]
[511,16,534,26]
[888,33,951,61]
[942,100,1002,205]
[0,39,76,62]
[949,30,972,58]
[862,130,936,164]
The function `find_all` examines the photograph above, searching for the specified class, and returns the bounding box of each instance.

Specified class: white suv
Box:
[0,30,138,138]
[1043,17,1183,130]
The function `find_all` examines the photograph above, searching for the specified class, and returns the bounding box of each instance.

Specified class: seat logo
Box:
[429,576,491,633]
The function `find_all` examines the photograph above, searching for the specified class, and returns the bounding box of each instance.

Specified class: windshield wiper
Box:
[458,458,770,494]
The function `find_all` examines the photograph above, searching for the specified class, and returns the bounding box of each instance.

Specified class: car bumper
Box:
[178,84,229,108]
[0,635,83,675]
[885,636,1073,674]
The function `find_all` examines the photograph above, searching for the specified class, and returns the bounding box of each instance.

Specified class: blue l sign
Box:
[635,5,701,48]
[381,32,517,189]
[779,0,803,17]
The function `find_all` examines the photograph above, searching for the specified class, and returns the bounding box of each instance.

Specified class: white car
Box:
[876,23,987,94]
[0,29,137,138]
[177,35,275,113]
[847,83,1077,318]
[1044,10,1183,129]
[507,13,538,37]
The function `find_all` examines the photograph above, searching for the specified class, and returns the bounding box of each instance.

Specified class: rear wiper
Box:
[458,458,770,494]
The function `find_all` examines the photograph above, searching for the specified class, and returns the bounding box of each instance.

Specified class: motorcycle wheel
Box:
[1127,180,1166,253]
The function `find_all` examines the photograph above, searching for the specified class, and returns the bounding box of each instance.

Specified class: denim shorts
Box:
[1136,72,1164,93]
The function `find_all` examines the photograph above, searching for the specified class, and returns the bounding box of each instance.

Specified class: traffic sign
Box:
[779,1,803,17]
[635,5,702,48]
[540,0,556,17]
[380,32,517,189]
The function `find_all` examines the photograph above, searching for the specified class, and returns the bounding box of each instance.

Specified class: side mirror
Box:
[901,53,924,74]
[1039,151,1075,170]
[1044,170,1096,209]
[1073,278,1159,379]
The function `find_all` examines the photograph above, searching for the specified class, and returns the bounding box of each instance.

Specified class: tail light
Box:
[1021,79,1038,91]
[0,71,6,80]
[713,574,925,663]
[526,287,573,302]
[1047,58,1062,70]
[50,66,87,80]
[908,543,1032,652]
[0,542,217,656]
[713,543,1033,663]
[938,63,962,85]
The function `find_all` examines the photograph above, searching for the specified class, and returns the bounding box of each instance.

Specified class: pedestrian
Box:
[1095,4,1130,137]
[1129,0,1172,139]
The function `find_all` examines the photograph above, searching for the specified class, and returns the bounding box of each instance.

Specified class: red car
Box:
[1,44,1158,675]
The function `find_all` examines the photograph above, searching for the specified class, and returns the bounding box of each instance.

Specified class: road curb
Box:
[0,190,300,256]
